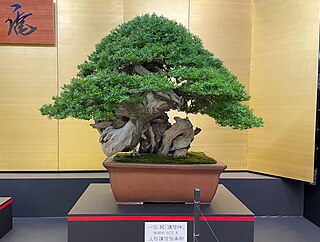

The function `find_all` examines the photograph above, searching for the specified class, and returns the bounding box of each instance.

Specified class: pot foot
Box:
[116,202,144,205]
[185,202,211,205]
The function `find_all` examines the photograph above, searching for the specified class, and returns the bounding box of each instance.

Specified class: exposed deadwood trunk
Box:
[139,123,156,153]
[100,120,137,156]
[158,117,193,156]
[154,92,184,111]
[98,91,184,157]
[94,87,198,157]
[150,114,171,152]
[139,114,171,154]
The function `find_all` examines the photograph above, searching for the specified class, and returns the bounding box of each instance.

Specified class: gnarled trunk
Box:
[92,91,200,157]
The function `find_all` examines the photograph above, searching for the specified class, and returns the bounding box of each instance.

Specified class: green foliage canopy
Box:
[40,14,263,130]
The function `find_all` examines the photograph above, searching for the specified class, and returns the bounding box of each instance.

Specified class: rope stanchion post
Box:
[193,188,200,242]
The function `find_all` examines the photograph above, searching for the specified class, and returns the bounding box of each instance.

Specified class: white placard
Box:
[145,222,188,242]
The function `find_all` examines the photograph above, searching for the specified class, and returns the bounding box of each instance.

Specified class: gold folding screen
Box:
[123,0,189,25]
[189,0,252,169]
[57,0,123,170]
[248,0,319,182]
[0,0,318,181]
[0,47,58,170]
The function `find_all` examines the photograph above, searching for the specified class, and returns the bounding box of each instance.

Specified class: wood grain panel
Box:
[123,0,189,26]
[0,0,55,45]
[0,46,58,170]
[58,0,123,170]
[248,0,319,181]
[189,0,253,169]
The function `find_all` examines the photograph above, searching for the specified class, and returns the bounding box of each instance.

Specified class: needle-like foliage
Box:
[40,14,263,130]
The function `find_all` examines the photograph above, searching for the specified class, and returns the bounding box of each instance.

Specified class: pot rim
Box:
[104,157,227,171]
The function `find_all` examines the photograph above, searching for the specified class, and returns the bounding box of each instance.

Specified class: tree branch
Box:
[91,120,112,134]
[133,65,151,75]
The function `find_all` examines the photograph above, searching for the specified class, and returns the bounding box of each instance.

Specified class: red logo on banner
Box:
[0,0,55,45]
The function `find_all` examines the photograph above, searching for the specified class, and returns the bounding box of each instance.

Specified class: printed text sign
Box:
[145,222,188,242]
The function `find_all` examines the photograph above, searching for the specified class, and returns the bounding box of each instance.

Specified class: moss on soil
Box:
[114,151,217,165]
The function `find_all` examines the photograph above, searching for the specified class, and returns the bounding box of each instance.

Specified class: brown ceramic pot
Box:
[103,157,227,204]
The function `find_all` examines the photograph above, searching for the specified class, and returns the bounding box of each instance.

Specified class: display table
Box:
[0,197,12,239]
[68,184,254,242]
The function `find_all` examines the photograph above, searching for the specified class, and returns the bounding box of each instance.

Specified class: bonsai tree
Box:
[40,14,263,159]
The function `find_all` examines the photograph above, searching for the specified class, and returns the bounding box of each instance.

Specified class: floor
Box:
[254,217,320,242]
[1,218,67,242]
[1,216,320,242]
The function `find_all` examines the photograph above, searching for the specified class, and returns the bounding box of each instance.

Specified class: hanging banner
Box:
[0,0,55,44]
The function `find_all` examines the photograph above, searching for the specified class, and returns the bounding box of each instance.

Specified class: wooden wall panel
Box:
[58,0,123,170]
[0,46,58,171]
[123,0,189,26]
[189,0,252,169]
[248,0,319,181]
